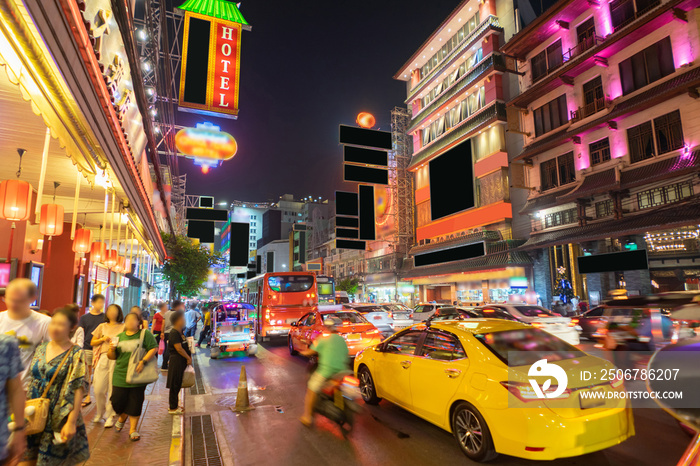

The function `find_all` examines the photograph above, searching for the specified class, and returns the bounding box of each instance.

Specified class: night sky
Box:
[177,1,460,203]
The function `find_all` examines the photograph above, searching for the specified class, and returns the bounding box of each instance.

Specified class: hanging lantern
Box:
[90,241,106,263]
[72,228,92,254]
[39,204,64,236]
[122,260,132,275]
[0,179,33,221]
[104,249,118,268]
[114,256,127,273]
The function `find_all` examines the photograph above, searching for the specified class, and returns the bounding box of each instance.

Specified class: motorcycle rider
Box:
[299,317,349,426]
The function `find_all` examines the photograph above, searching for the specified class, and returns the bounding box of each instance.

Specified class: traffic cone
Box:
[232,365,254,412]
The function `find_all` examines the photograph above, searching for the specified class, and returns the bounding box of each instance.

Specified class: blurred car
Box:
[412,302,451,321]
[354,320,633,462]
[380,303,414,331]
[427,306,481,322]
[477,304,580,345]
[343,304,394,335]
[578,306,694,343]
[577,306,633,340]
[288,309,382,357]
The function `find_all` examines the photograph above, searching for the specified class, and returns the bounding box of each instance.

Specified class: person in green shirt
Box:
[107,313,157,441]
[299,317,349,426]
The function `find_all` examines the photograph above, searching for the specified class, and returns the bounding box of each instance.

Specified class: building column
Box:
[532,248,552,306]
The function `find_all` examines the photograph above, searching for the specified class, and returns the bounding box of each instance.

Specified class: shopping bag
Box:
[158,338,165,355]
[126,330,159,385]
[181,365,196,388]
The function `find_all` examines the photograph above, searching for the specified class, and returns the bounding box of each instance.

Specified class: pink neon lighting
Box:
[576,153,590,170]
[673,37,694,68]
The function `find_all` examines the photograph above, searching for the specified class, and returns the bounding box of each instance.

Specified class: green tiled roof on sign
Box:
[177,0,249,25]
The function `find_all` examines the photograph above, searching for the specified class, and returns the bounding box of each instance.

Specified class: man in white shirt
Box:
[0,278,51,387]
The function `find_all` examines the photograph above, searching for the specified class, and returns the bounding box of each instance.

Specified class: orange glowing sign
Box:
[356,112,376,129]
[175,123,238,160]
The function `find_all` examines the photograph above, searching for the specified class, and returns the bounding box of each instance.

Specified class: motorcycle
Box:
[314,371,362,436]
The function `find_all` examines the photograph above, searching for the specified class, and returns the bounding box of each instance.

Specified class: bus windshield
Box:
[268,275,314,292]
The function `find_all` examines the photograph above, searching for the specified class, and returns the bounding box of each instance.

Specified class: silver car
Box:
[343,304,394,336]
[411,303,451,322]
[379,303,414,331]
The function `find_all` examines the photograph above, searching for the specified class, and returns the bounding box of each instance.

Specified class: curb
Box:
[168,388,186,466]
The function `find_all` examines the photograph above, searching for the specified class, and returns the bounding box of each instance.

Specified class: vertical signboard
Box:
[179,13,242,118]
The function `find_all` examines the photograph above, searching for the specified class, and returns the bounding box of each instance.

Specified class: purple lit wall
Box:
[672,35,694,68]
[610,130,626,159]
[596,4,613,37]
[576,151,591,170]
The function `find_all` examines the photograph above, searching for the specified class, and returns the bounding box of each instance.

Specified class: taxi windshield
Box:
[474,328,583,366]
[268,275,314,292]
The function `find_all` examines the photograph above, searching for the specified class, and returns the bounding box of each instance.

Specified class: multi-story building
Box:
[257,239,290,274]
[394,0,532,305]
[227,201,269,261]
[504,0,700,304]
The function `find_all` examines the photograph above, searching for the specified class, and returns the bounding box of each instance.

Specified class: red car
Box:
[288,310,383,357]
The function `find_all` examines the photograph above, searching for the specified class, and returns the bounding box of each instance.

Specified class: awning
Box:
[519,186,576,214]
[558,168,618,202]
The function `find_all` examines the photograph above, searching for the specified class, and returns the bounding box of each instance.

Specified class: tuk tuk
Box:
[209,302,258,359]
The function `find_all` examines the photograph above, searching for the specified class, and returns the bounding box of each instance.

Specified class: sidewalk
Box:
[78,368,184,466]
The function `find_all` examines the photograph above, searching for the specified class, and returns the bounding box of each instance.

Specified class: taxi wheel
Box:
[288,336,298,355]
[451,402,497,462]
[358,366,381,405]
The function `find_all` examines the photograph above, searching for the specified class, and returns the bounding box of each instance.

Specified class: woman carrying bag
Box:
[20,307,89,466]
[107,313,157,441]
[90,304,125,427]
[167,311,192,415]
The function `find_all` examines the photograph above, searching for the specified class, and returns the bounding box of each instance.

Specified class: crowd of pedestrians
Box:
[0,277,195,465]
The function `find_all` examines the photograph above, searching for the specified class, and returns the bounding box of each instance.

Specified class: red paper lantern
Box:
[114,256,127,273]
[72,228,92,254]
[39,204,64,236]
[90,242,106,263]
[0,179,33,221]
[104,249,118,268]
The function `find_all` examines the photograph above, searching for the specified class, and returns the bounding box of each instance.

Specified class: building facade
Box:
[504,0,700,305]
[394,0,532,305]
[0,0,168,312]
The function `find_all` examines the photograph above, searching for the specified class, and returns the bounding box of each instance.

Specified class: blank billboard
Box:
[339,125,392,149]
[429,140,474,221]
[229,222,250,268]
[187,220,215,243]
[414,242,485,267]
[577,250,648,274]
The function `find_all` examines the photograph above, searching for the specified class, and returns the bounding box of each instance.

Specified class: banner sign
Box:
[179,12,242,118]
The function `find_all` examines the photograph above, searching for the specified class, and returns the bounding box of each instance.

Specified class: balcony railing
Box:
[530,36,604,85]
[562,35,604,62]
[611,0,661,31]
[569,96,606,122]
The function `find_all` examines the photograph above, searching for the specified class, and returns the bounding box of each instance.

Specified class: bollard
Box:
[232,365,255,412]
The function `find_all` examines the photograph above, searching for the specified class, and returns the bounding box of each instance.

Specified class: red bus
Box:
[243,272,318,339]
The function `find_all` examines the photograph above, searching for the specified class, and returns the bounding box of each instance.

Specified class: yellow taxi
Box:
[354,319,634,462]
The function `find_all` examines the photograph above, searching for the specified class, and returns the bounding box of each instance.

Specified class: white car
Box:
[411,303,451,322]
[379,303,414,331]
[343,304,394,335]
[477,304,581,345]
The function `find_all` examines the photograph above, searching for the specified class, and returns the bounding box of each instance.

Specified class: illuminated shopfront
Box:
[0,0,168,311]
